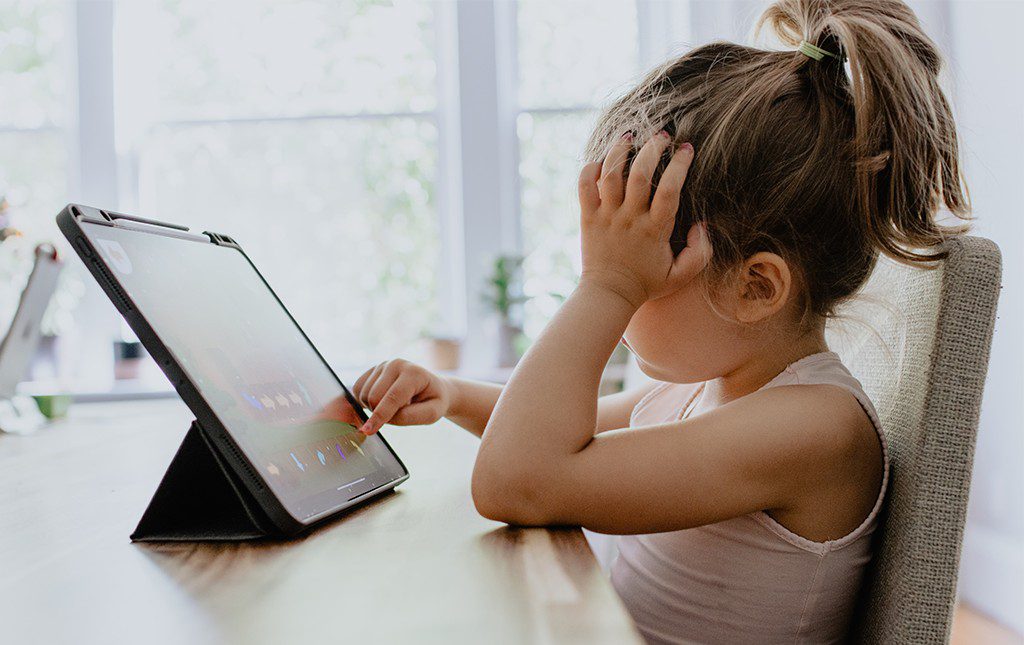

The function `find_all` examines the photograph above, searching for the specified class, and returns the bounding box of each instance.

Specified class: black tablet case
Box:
[58,205,405,543]
[131,421,276,542]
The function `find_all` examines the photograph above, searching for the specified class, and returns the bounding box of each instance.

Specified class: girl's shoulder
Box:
[738,351,885,477]
[764,352,886,455]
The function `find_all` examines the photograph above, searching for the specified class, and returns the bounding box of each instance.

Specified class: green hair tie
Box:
[798,40,842,61]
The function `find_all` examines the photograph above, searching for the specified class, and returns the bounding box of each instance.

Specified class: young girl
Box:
[353,0,967,641]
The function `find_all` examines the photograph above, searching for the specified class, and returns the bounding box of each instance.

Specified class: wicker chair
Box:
[829,237,1002,643]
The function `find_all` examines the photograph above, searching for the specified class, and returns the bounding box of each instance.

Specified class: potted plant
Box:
[483,254,527,368]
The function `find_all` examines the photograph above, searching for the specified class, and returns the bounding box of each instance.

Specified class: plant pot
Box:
[426,337,462,371]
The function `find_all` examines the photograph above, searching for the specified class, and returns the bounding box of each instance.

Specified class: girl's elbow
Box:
[471,486,518,524]
[471,461,553,526]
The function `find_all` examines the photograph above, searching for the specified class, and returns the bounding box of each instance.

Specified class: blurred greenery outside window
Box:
[114,0,441,369]
[516,0,640,339]
[0,0,82,350]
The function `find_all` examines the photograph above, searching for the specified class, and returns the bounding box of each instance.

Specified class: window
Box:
[515,0,640,337]
[0,0,79,356]
[113,0,442,368]
[0,0,684,390]
[0,0,70,244]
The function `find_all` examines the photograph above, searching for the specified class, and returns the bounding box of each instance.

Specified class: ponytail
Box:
[759,0,969,263]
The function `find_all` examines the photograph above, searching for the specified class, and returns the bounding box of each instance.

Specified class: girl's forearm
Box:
[477,283,637,463]
[443,373,653,439]
[443,377,504,437]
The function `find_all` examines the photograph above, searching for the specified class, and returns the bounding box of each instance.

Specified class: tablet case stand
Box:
[130,421,276,542]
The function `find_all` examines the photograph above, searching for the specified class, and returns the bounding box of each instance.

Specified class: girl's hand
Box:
[352,359,452,435]
[577,131,712,308]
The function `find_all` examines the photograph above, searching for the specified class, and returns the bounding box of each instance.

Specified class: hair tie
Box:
[798,40,842,61]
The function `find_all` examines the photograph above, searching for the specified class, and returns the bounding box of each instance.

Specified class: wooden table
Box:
[0,399,641,644]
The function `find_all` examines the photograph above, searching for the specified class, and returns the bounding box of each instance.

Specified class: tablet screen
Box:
[82,221,407,522]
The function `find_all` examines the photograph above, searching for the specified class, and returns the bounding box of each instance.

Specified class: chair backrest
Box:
[825,236,1002,644]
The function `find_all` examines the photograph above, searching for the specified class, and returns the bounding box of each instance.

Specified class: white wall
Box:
[945,0,1024,633]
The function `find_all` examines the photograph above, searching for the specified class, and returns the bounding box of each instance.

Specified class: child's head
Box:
[588,0,969,382]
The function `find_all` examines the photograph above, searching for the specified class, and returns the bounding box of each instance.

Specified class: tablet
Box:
[57,204,408,535]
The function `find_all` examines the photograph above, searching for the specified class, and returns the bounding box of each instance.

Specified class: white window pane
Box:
[0,130,66,239]
[0,2,70,237]
[115,0,437,121]
[0,3,80,360]
[517,110,597,338]
[136,118,439,368]
[0,0,69,128]
[517,0,638,109]
[0,129,71,337]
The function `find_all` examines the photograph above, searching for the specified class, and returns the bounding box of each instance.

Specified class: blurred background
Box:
[0,0,1020,637]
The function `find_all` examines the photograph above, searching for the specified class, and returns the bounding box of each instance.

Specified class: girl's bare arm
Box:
[353,362,656,438]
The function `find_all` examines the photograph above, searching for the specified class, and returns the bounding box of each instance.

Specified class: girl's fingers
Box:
[361,373,416,435]
[390,400,445,426]
[669,223,713,282]
[352,363,379,398]
[578,162,602,213]
[598,131,634,206]
[354,361,385,406]
[364,361,402,408]
[650,142,694,227]
[625,131,672,209]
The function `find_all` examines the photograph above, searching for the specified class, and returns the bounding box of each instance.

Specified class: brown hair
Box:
[584,0,969,322]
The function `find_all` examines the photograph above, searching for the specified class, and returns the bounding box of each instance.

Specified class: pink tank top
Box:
[611,351,889,644]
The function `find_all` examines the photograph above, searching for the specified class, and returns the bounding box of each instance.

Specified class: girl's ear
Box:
[733,252,792,323]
